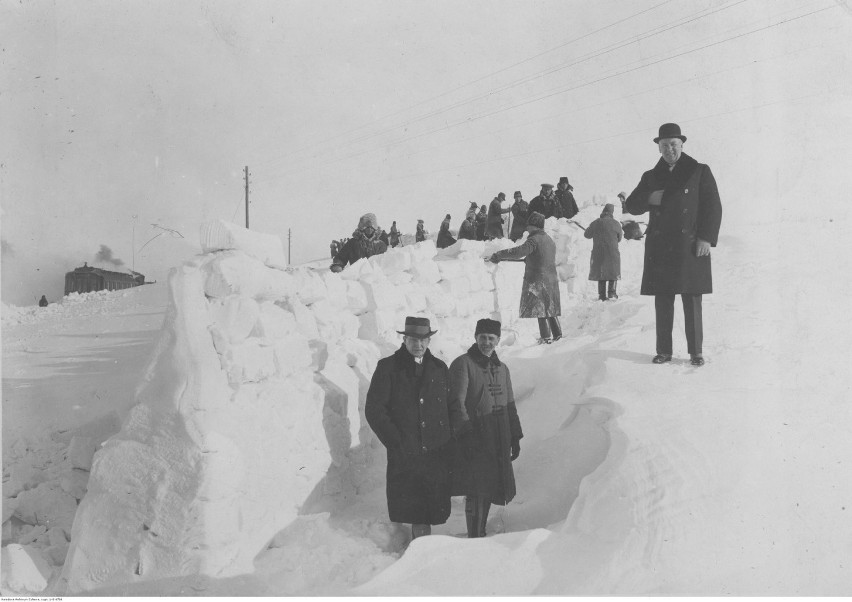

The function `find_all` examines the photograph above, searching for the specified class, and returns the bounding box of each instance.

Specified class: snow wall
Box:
[59,218,586,592]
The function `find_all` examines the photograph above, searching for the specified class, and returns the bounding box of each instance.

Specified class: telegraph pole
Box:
[244,166,250,229]
[288,228,291,265]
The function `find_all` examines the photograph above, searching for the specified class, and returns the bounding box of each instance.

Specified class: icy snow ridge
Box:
[58,219,586,592]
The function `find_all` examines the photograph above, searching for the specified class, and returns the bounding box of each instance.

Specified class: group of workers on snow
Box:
[342,123,721,541]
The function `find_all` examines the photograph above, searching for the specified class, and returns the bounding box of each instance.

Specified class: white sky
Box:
[2,0,852,305]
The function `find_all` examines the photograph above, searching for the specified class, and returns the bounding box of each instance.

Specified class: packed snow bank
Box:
[57,218,587,592]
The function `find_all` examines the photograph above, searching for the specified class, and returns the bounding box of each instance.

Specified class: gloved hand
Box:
[510,438,520,461]
[488,254,500,264]
[330,264,343,273]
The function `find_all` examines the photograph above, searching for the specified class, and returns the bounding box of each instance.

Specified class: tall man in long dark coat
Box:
[624,123,722,366]
[366,317,461,540]
[450,318,523,538]
[555,176,579,219]
[528,183,563,220]
[486,193,511,239]
[508,191,529,242]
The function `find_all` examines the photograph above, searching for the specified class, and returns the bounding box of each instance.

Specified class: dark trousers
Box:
[655,294,703,356]
[537,317,562,340]
[597,280,617,300]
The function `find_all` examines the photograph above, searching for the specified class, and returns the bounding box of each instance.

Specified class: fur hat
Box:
[601,203,615,217]
[358,213,378,230]
[527,211,545,228]
[475,318,501,337]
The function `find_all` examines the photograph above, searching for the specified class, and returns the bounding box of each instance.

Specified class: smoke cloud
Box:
[94,244,124,267]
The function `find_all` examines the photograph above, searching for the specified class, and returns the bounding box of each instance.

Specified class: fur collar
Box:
[652,152,699,190]
[467,343,501,366]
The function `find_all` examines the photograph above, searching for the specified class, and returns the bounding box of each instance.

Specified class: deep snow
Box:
[2,198,851,596]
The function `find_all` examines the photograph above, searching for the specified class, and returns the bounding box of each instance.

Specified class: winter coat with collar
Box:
[624,152,722,295]
[436,218,456,249]
[449,344,523,504]
[486,198,511,239]
[366,345,460,524]
[584,213,622,281]
[475,210,488,240]
[458,217,477,240]
[509,199,529,241]
[330,229,388,271]
[492,227,561,318]
[528,192,563,220]
[555,188,579,219]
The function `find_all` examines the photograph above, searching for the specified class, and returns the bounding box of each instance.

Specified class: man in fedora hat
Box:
[365,317,462,540]
[449,318,523,538]
[330,212,388,272]
[624,122,722,366]
[528,183,563,220]
[556,176,579,219]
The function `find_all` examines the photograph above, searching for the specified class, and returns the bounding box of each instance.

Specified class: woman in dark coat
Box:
[508,191,529,242]
[450,318,522,537]
[489,212,562,343]
[584,203,622,300]
[436,214,456,249]
[365,317,461,539]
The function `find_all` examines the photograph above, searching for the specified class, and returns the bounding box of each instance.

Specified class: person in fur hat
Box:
[556,176,579,219]
[330,213,388,272]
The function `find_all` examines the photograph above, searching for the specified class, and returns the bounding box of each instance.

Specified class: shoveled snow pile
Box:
[49,217,587,593]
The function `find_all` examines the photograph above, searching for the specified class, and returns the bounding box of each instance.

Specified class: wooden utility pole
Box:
[288,228,291,265]
[244,166,250,229]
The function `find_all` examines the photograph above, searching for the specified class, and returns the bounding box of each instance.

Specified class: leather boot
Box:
[465,496,480,538]
[549,317,562,341]
[477,498,491,537]
[608,280,618,299]
[598,281,607,301]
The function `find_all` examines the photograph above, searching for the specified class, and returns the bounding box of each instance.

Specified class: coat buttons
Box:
[421,421,426,427]
[684,188,689,193]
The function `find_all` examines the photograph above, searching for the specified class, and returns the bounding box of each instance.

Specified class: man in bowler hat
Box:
[624,123,722,366]
[365,317,462,540]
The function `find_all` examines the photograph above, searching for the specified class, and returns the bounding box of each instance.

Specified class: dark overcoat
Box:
[492,227,561,318]
[330,230,388,271]
[508,200,529,241]
[449,345,523,505]
[458,218,477,240]
[365,346,460,525]
[475,210,488,240]
[528,193,563,220]
[625,153,722,295]
[486,198,510,239]
[415,224,426,242]
[584,214,622,281]
[555,189,579,219]
[436,219,456,249]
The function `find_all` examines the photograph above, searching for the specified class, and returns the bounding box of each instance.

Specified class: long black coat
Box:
[509,200,529,241]
[486,198,510,239]
[584,214,622,281]
[492,228,561,318]
[436,218,456,249]
[458,218,477,240]
[528,193,563,220]
[366,346,461,525]
[625,153,722,295]
[449,345,523,505]
[555,188,579,219]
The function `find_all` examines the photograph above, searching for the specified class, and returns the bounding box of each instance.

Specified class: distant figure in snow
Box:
[415,219,427,242]
[389,221,401,248]
[436,214,456,249]
[488,211,562,344]
[555,177,579,219]
[528,183,563,220]
[449,318,523,538]
[458,211,477,241]
[474,205,488,241]
[38,295,48,307]
[508,191,529,242]
[584,203,622,301]
[617,191,627,213]
[624,122,722,367]
[365,317,461,541]
[329,213,388,273]
[486,193,511,239]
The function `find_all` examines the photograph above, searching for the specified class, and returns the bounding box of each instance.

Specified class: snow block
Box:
[425,286,456,317]
[253,301,299,341]
[387,271,413,286]
[290,269,328,306]
[409,258,441,285]
[318,358,362,464]
[344,280,370,314]
[224,339,277,384]
[13,483,78,533]
[208,295,260,346]
[435,259,464,280]
[408,238,437,261]
[199,220,287,268]
[363,279,407,312]
[321,271,349,309]
[279,297,320,340]
[369,248,411,275]
[1,544,52,593]
[202,252,296,300]
[272,335,313,378]
[67,435,97,471]
[311,300,361,341]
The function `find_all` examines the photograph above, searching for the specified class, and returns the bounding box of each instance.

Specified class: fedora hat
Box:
[654,122,687,143]
[397,316,437,339]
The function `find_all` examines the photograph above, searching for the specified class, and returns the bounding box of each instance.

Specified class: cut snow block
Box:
[253,301,298,341]
[2,496,18,524]
[1,544,52,593]
[408,238,437,261]
[67,435,97,471]
[321,271,348,309]
[208,295,260,346]
[410,258,441,285]
[370,249,411,275]
[202,252,296,300]
[435,259,464,280]
[199,220,288,269]
[425,287,456,318]
[224,339,277,384]
[290,269,328,306]
[319,358,362,462]
[404,289,428,313]
[363,279,407,312]
[337,257,374,281]
[358,310,406,344]
[556,262,576,281]
[272,334,313,378]
[13,483,78,533]
[311,301,360,341]
[344,280,369,314]
[278,297,319,340]
[439,276,471,298]
[387,271,412,286]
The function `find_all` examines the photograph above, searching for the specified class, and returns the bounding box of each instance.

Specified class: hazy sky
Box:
[2,0,851,305]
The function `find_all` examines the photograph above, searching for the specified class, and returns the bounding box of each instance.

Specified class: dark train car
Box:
[64,264,145,295]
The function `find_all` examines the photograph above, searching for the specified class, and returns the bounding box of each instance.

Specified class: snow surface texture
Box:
[43,218,585,593]
[4,204,851,596]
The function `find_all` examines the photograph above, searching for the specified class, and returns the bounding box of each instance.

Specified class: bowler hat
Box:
[397,316,437,339]
[654,123,687,143]
[475,318,501,337]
